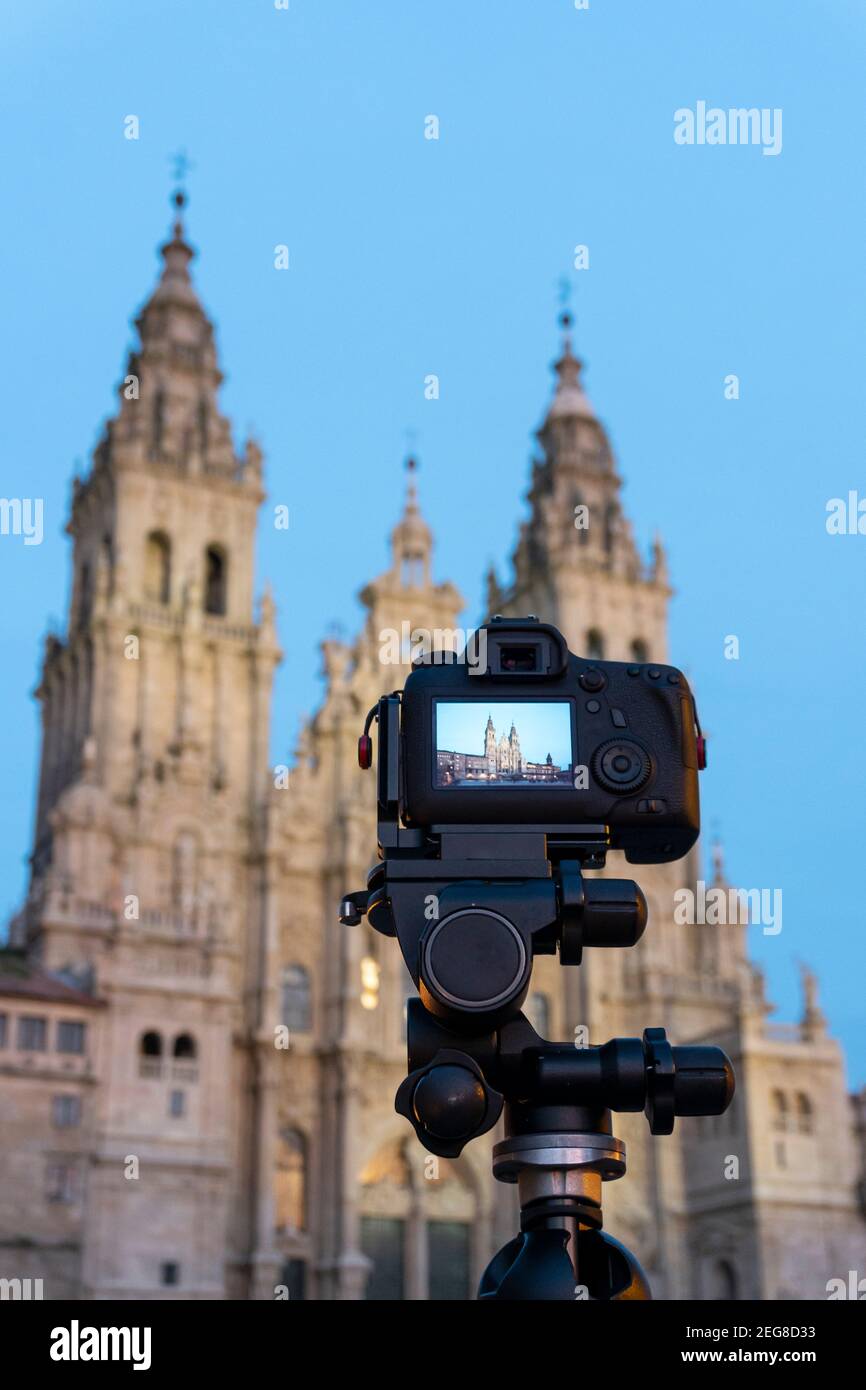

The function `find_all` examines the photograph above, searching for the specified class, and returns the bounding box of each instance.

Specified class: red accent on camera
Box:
[358,735,373,770]
[696,735,707,771]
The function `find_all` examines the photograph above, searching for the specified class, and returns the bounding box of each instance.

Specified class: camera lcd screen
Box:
[434,701,574,788]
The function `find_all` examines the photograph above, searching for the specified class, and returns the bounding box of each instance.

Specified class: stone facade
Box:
[0,208,863,1301]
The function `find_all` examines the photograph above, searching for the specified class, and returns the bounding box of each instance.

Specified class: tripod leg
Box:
[478,1227,652,1301]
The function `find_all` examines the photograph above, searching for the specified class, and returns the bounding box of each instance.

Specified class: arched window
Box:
[281,965,312,1033]
[630,639,649,664]
[771,1089,788,1132]
[525,992,551,1038]
[204,545,228,616]
[585,629,605,661]
[710,1259,738,1301]
[173,1033,197,1060]
[139,1031,163,1078]
[400,552,425,588]
[796,1093,813,1134]
[144,531,171,605]
[275,1129,307,1231]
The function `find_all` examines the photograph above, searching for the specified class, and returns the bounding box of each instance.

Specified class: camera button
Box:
[648,667,661,680]
[585,699,601,713]
[579,668,606,692]
[611,708,627,728]
[667,672,680,685]
[627,665,640,676]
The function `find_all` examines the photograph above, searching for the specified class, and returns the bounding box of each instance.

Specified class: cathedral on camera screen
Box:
[1,199,863,1302]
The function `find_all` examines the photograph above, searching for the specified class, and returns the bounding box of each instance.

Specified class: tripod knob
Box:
[395,1049,504,1158]
[643,1028,735,1134]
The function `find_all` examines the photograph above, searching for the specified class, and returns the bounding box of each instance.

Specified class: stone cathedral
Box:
[1,199,864,1301]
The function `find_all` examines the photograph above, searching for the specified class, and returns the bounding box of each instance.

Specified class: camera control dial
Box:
[592,740,652,795]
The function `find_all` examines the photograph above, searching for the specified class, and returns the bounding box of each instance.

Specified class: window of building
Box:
[160,1262,180,1287]
[428,1221,471,1301]
[18,1016,47,1051]
[168,1089,186,1118]
[630,639,649,663]
[796,1093,813,1134]
[46,1161,79,1204]
[0,1013,6,1048]
[52,1095,82,1128]
[56,1020,86,1054]
[525,992,551,1038]
[585,629,605,661]
[139,1030,163,1078]
[144,531,171,605]
[275,1129,307,1232]
[361,1217,404,1301]
[400,552,425,588]
[770,1089,788,1133]
[204,545,228,616]
[171,1033,198,1082]
[281,965,312,1033]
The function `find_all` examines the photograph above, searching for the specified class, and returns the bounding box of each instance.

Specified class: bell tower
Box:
[18,188,281,1299]
[487,312,669,666]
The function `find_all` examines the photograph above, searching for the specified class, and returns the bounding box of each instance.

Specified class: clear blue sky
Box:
[1,2,864,1079]
[437,701,572,768]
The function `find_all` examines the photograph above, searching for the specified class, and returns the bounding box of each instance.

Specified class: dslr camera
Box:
[344,616,707,1034]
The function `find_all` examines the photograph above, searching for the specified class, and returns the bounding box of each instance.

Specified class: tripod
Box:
[394,1002,734,1300]
[341,634,725,1298]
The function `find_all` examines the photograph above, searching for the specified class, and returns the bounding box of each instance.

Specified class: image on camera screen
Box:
[434,700,574,788]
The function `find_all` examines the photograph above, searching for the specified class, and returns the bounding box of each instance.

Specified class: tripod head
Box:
[340,619,732,1299]
[395,1003,734,1158]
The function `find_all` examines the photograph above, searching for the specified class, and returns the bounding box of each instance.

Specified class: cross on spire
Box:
[557,275,573,333]
[170,148,195,188]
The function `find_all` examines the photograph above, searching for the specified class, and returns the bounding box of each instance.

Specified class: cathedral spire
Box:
[389,456,433,588]
[545,310,596,424]
[149,189,199,311]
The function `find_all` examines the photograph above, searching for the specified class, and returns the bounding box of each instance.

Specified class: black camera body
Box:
[400,616,702,864]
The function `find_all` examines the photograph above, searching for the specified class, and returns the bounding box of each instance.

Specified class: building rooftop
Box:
[0,951,104,1008]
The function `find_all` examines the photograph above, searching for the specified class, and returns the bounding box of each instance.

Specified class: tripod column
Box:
[492,1105,626,1287]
